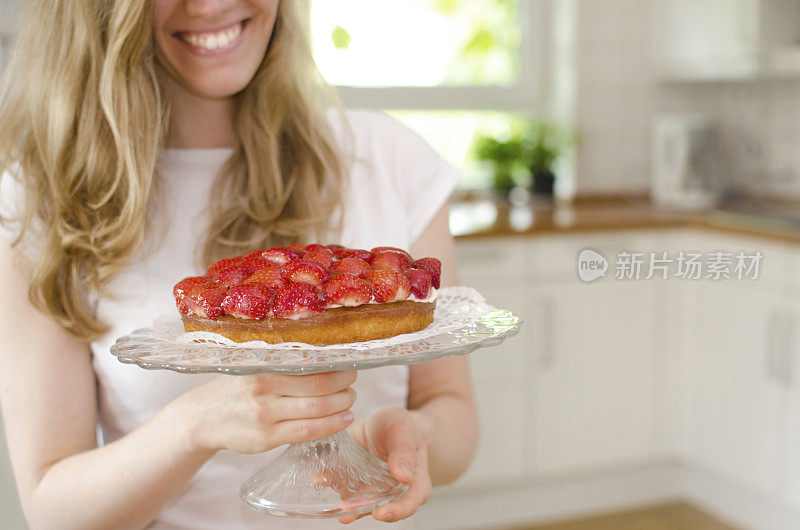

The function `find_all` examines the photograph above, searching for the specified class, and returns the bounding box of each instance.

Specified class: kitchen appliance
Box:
[652,113,721,211]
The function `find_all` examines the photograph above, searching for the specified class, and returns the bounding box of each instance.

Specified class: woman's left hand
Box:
[339,407,431,524]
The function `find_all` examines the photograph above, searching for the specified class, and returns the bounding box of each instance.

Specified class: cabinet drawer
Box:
[526,231,658,279]
[455,238,526,284]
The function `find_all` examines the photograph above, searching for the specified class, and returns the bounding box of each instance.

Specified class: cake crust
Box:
[182,300,436,345]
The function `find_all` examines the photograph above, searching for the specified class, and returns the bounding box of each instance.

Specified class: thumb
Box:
[383,425,417,484]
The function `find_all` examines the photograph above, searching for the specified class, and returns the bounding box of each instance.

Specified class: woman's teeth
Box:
[180,22,243,51]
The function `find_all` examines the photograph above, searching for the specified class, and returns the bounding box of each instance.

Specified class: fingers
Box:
[387,445,416,485]
[271,411,354,445]
[338,513,368,524]
[271,388,356,421]
[253,371,357,397]
[372,446,431,523]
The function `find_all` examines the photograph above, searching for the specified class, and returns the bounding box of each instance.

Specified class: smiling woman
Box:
[0,0,476,529]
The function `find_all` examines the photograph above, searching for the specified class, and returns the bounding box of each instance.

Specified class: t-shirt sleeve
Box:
[0,169,44,261]
[360,111,460,245]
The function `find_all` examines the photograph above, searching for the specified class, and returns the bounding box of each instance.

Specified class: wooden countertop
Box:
[450,194,800,246]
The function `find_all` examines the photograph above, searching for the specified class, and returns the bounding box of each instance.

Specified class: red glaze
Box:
[221,283,274,319]
[212,264,257,287]
[371,250,412,272]
[365,269,411,303]
[331,257,372,278]
[324,274,373,307]
[371,246,412,260]
[411,257,442,289]
[304,248,334,269]
[246,266,288,291]
[280,259,328,287]
[206,257,244,277]
[405,268,432,299]
[304,243,328,253]
[173,276,213,313]
[336,248,375,262]
[272,283,326,319]
[178,245,441,320]
[240,249,274,270]
[262,247,299,266]
[184,280,228,319]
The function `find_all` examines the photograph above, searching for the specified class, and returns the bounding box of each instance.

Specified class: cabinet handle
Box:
[539,296,555,368]
[776,311,796,387]
[766,310,779,381]
[766,308,796,387]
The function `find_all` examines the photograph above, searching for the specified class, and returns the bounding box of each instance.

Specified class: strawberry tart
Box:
[172,244,441,345]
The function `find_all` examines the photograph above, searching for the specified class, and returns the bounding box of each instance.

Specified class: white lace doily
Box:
[111,286,520,374]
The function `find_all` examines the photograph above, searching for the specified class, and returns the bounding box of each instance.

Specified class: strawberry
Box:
[405,268,432,299]
[287,243,306,253]
[365,269,411,303]
[326,244,345,253]
[256,247,299,266]
[304,243,328,253]
[221,283,273,319]
[272,283,326,319]
[281,259,328,287]
[371,246,412,260]
[411,257,441,289]
[240,249,274,270]
[324,274,373,307]
[212,264,256,287]
[206,257,244,277]
[331,257,372,278]
[184,280,228,319]
[173,276,212,313]
[245,266,287,291]
[304,248,334,269]
[371,250,412,272]
[286,247,306,260]
[335,248,375,262]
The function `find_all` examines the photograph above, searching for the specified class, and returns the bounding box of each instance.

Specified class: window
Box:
[311,0,550,188]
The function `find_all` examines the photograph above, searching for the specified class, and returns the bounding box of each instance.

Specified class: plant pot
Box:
[492,171,516,197]
[531,168,555,197]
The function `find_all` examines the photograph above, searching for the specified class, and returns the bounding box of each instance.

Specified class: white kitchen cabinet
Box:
[455,232,659,482]
[441,228,800,528]
[775,250,800,511]
[528,280,656,476]
[455,239,534,485]
[651,0,800,81]
[687,281,788,499]
[461,282,534,485]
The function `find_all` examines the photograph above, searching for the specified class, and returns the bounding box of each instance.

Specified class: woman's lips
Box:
[174,20,247,55]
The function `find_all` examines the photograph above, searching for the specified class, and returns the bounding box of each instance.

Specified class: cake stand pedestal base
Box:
[240,430,407,518]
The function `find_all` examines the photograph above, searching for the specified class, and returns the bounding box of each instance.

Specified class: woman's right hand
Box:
[171,371,357,455]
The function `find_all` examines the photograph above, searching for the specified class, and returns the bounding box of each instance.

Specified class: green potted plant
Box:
[522,122,577,197]
[471,120,577,198]
[471,133,526,196]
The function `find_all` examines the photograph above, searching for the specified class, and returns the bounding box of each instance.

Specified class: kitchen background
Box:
[3,0,800,529]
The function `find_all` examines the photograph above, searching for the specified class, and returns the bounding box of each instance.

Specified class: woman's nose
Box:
[183,0,238,19]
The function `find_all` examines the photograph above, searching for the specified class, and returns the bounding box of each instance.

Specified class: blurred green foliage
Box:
[471,119,578,193]
[331,26,352,49]
[433,0,520,85]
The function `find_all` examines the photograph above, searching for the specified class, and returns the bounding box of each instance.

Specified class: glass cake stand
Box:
[110,287,520,519]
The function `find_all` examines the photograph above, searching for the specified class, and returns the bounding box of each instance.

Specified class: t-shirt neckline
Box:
[159,147,236,165]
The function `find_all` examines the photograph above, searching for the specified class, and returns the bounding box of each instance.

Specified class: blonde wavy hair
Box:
[0,0,348,342]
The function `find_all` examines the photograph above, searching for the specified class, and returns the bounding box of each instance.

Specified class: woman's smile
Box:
[174,19,248,56]
[154,0,278,99]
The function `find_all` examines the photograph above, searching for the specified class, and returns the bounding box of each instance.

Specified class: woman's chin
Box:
[176,74,254,100]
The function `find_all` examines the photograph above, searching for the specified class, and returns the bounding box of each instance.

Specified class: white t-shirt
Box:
[0,110,459,529]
